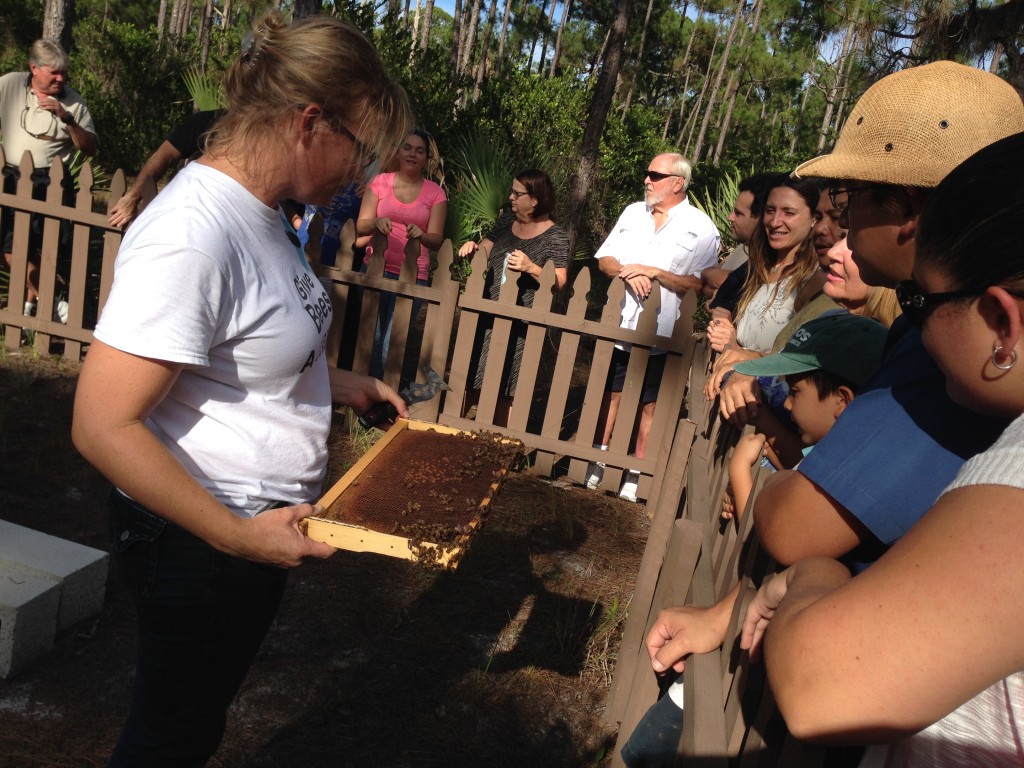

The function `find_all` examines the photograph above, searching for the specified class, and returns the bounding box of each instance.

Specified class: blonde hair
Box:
[205,11,412,180]
[862,286,902,327]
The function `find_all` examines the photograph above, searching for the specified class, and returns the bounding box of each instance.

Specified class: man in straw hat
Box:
[627,61,1024,768]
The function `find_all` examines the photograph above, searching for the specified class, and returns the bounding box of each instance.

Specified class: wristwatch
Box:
[60,111,76,126]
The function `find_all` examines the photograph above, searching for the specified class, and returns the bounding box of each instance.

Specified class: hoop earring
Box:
[992,344,1018,371]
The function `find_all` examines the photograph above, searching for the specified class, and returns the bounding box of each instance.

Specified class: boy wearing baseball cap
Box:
[721,314,887,524]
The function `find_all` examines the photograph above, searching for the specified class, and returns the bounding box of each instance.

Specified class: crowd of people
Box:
[3,13,1024,768]
[624,60,1024,768]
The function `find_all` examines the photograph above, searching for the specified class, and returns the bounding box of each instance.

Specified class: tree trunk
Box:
[293,0,322,18]
[419,0,435,51]
[528,0,547,72]
[450,0,463,71]
[473,0,500,98]
[459,0,483,75]
[789,35,821,156]
[42,0,71,49]
[157,0,168,40]
[199,0,215,71]
[565,0,631,257]
[712,0,763,164]
[496,0,514,71]
[670,3,704,144]
[682,20,719,150]
[817,4,859,153]
[620,0,656,115]
[548,0,572,76]
[538,0,558,75]
[691,0,743,164]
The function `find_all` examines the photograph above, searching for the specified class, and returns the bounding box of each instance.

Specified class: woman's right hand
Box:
[232,503,336,568]
[375,217,393,235]
[458,241,478,258]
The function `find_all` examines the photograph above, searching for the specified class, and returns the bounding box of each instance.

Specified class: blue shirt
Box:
[799,317,1008,556]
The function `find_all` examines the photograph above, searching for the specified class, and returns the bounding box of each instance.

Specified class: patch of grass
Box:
[583,595,627,686]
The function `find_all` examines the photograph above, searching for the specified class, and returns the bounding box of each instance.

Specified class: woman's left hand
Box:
[405,223,424,239]
[506,249,536,275]
[329,369,408,417]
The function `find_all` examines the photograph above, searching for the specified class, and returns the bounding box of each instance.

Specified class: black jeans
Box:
[107,490,288,768]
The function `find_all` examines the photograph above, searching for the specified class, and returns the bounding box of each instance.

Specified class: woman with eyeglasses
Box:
[704,176,828,399]
[741,132,1024,765]
[458,169,568,425]
[356,129,447,378]
[72,13,411,766]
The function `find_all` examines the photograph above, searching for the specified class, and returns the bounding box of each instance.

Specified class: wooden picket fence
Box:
[1,155,695,500]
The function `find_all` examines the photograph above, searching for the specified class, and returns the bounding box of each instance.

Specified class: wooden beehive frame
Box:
[306,419,514,569]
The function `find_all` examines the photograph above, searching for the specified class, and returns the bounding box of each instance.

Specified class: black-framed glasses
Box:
[828,184,876,211]
[509,188,529,199]
[337,123,378,170]
[644,169,680,182]
[895,280,984,326]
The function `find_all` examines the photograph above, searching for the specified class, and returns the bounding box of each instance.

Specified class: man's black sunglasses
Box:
[644,169,681,182]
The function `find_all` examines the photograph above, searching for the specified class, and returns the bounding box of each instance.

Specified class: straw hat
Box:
[794,61,1024,187]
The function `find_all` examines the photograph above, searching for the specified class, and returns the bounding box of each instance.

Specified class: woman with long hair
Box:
[742,131,1024,766]
[704,177,826,399]
[72,13,411,765]
[357,129,447,378]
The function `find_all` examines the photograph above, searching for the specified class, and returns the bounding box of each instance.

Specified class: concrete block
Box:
[0,520,108,632]
[0,571,60,678]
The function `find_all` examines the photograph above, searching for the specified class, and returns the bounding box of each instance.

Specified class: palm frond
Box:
[182,67,224,111]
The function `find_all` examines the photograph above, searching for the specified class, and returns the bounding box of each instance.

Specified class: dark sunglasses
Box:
[644,169,680,183]
[895,280,984,326]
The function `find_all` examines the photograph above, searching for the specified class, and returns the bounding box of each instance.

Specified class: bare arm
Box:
[72,341,336,568]
[646,581,740,674]
[753,470,873,565]
[619,263,701,296]
[459,237,493,259]
[355,188,385,236]
[409,199,447,250]
[108,140,184,228]
[746,485,1024,742]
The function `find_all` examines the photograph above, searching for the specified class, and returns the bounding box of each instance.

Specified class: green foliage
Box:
[691,166,743,249]
[444,131,512,247]
[0,0,40,74]
[182,66,224,111]
[71,18,194,175]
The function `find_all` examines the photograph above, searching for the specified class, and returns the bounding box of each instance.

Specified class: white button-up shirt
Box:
[594,198,720,340]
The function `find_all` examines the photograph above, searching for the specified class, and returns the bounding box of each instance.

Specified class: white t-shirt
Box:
[860,412,1024,768]
[594,199,720,342]
[94,163,334,516]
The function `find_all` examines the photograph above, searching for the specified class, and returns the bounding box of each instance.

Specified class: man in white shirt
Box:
[1,39,97,316]
[588,152,720,501]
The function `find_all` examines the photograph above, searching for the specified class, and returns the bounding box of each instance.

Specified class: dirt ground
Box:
[0,351,648,767]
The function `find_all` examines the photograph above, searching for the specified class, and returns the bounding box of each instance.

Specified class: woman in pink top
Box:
[356,129,447,377]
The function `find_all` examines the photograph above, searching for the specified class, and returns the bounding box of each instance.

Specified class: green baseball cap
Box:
[733,313,887,387]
